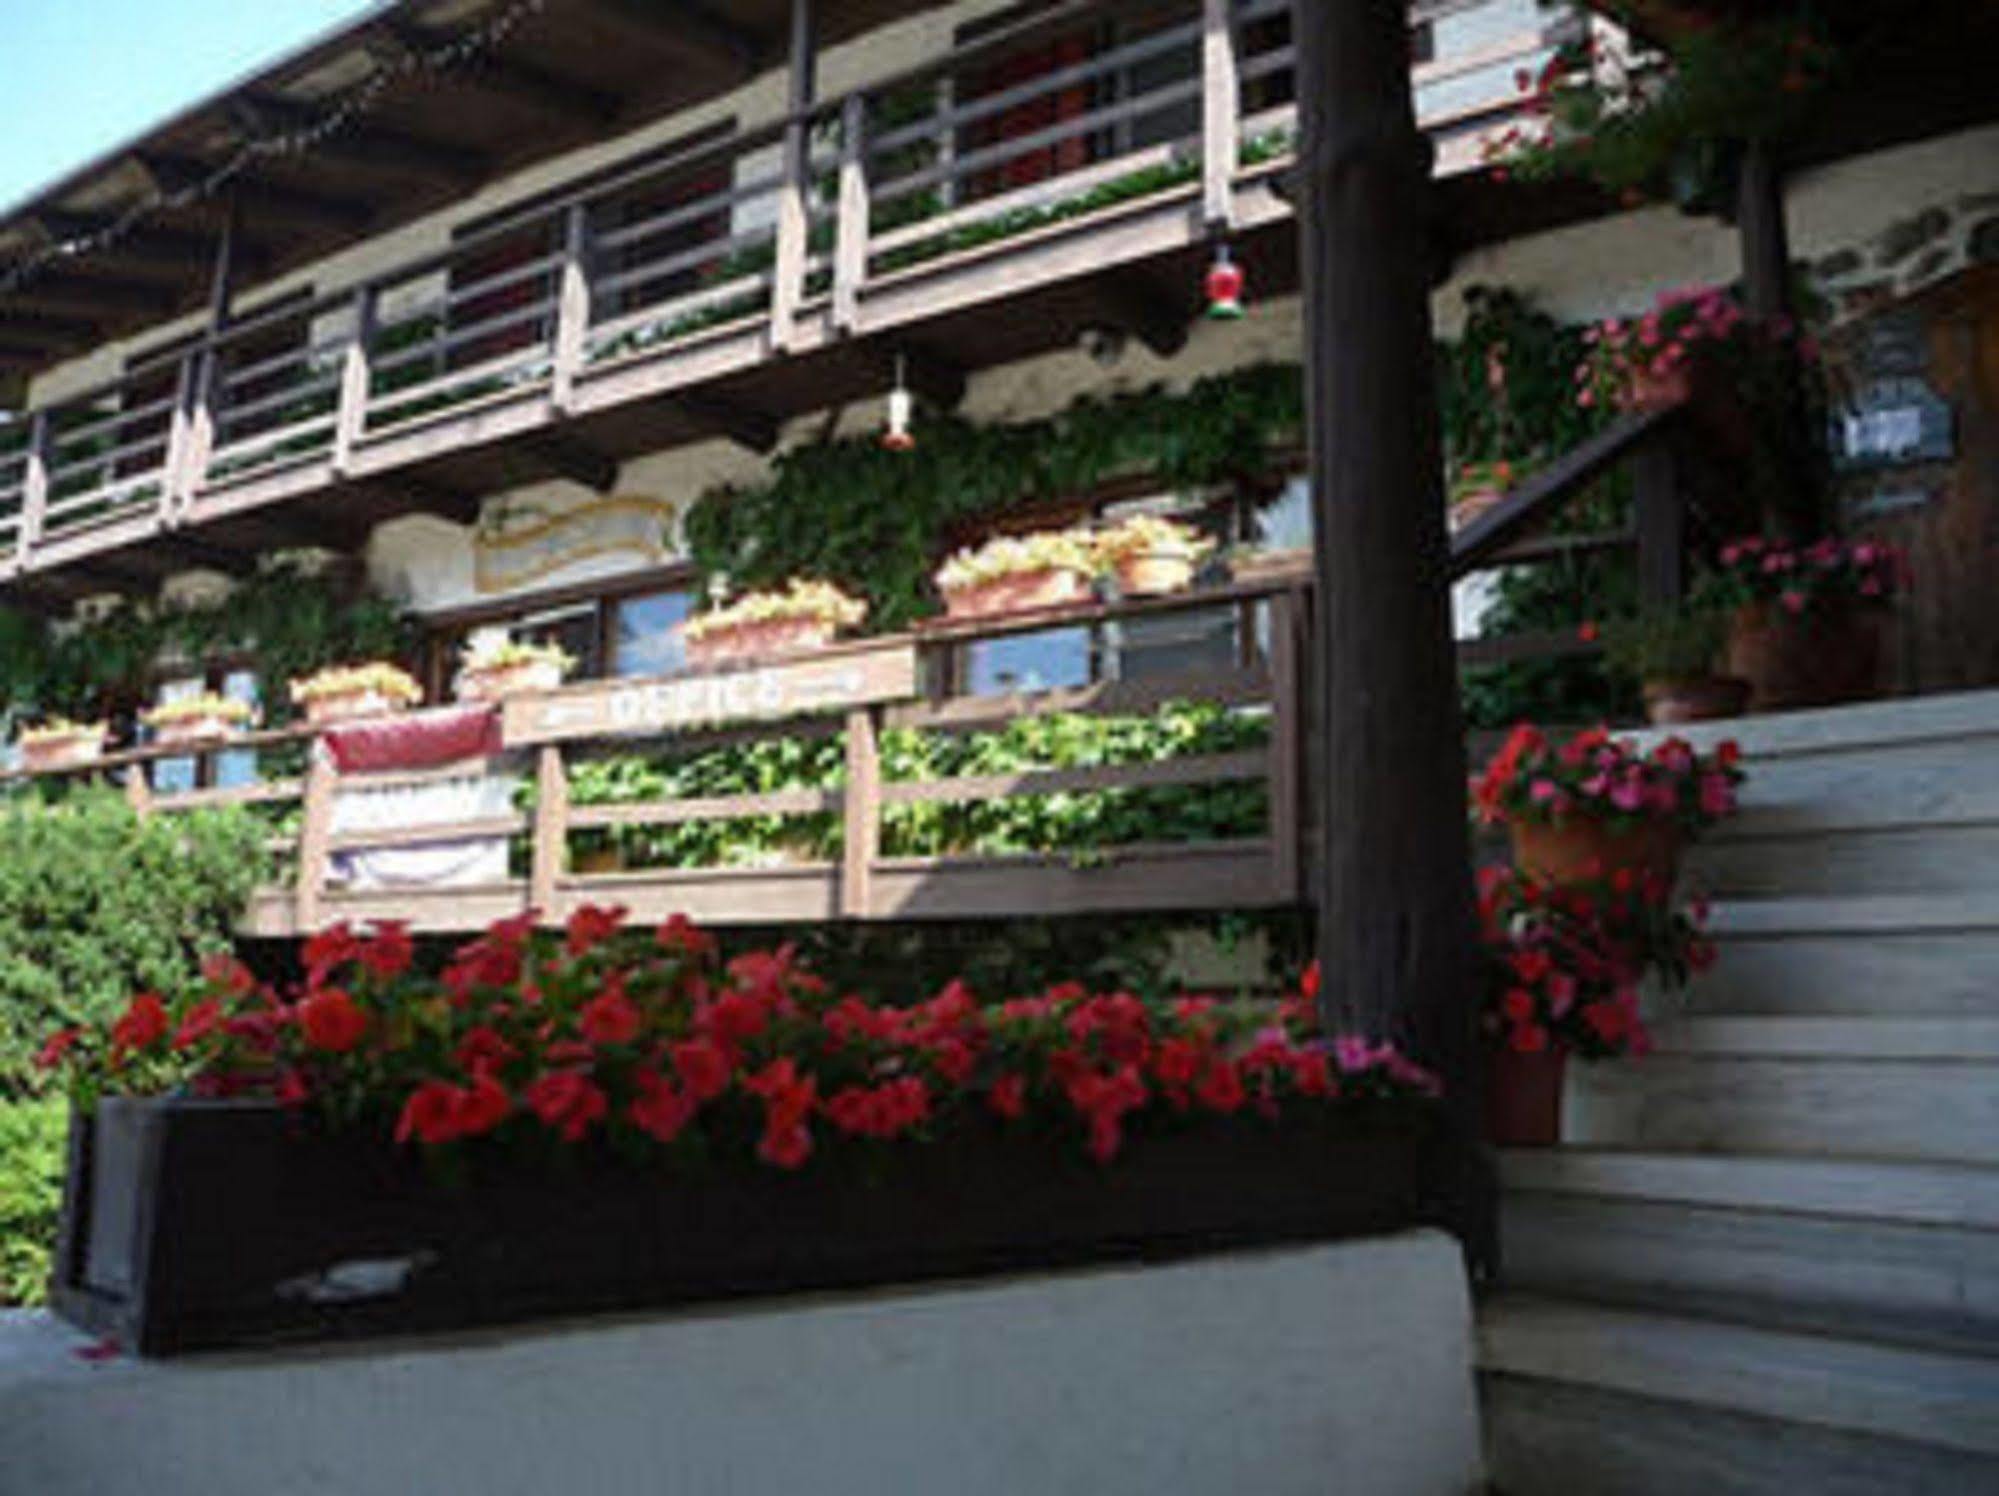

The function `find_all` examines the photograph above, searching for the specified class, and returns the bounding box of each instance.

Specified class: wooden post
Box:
[331,285,378,473]
[832,93,870,333]
[1297,0,1480,1062]
[1633,439,1684,607]
[1200,0,1240,231]
[17,410,49,563]
[770,0,816,351]
[176,206,238,519]
[123,765,152,818]
[531,744,569,919]
[294,740,336,932]
[840,705,880,918]
[551,204,592,411]
[1735,139,1791,322]
[1265,588,1303,900]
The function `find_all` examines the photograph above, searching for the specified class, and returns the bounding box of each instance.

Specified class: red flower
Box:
[524,1070,608,1142]
[564,903,627,956]
[453,1025,516,1074]
[1194,1058,1246,1114]
[172,1000,223,1051]
[200,951,257,998]
[453,1072,512,1139]
[578,980,642,1047]
[111,993,169,1054]
[671,1038,731,1102]
[303,922,360,979]
[358,922,414,980]
[759,1122,813,1170]
[988,1073,1027,1120]
[656,914,716,959]
[1510,1022,1550,1054]
[396,1080,463,1145]
[298,988,370,1054]
[35,1026,84,1070]
[628,1069,697,1144]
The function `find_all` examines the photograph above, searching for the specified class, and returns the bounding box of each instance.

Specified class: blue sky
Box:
[0,0,376,209]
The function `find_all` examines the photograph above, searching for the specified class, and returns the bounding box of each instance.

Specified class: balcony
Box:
[0,0,1581,609]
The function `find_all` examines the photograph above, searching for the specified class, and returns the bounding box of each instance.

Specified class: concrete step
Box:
[1478,1295,1999,1493]
[1690,893,1999,1018]
[1499,1148,1999,1354]
[1564,1018,1999,1165]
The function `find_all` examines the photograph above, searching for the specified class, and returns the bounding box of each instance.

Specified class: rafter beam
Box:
[135,154,375,234]
[378,22,622,126]
[0,309,105,341]
[150,534,257,577]
[1097,268,1192,358]
[675,391,778,453]
[8,273,180,320]
[28,210,271,279]
[589,0,772,76]
[233,96,491,188]
[521,433,619,493]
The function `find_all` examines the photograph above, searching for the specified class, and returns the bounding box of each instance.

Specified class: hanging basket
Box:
[1483,1045,1566,1147]
[1509,816,1681,889]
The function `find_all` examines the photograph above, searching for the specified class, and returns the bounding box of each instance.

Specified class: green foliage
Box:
[1602,601,1732,682]
[0,558,409,724]
[0,1095,65,1307]
[1438,286,1601,473]
[0,791,268,1096]
[684,364,1303,630]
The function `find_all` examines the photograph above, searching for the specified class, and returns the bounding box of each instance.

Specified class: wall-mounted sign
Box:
[474,495,680,594]
[503,641,920,746]
[1832,378,1954,471]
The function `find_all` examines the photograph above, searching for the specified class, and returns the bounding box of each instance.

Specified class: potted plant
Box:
[682,580,867,669]
[289,662,425,727]
[454,634,574,703]
[1702,534,1905,712]
[1474,723,1744,887]
[16,717,110,772]
[1092,515,1217,598]
[1478,867,1714,1146]
[141,693,256,747]
[38,909,1441,1355]
[934,530,1096,620]
[1601,604,1750,724]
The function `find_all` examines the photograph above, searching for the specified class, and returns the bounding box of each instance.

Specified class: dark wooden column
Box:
[1299,0,1480,1079]
[1735,139,1791,321]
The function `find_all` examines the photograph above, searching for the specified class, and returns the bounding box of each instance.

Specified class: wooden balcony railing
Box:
[2,0,1585,584]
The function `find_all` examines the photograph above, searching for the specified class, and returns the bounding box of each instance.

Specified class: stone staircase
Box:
[1477,689,1999,1494]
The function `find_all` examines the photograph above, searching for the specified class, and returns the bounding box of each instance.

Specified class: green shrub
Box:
[0,791,267,1096]
[0,1095,66,1307]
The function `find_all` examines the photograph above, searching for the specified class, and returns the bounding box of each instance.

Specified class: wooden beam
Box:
[1096,267,1191,358]
[134,154,374,233]
[29,211,267,275]
[0,309,104,341]
[589,0,770,76]
[521,434,618,493]
[675,391,779,454]
[233,96,491,188]
[9,273,179,320]
[151,534,257,577]
[377,22,622,126]
[1298,0,1480,1069]
[851,343,967,411]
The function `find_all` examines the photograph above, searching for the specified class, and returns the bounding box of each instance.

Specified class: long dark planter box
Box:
[51,1096,1441,1357]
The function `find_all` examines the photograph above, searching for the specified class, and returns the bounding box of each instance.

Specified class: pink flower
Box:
[1529,778,1562,805]
[1781,589,1807,615]
[1609,775,1647,813]
[1698,773,1736,819]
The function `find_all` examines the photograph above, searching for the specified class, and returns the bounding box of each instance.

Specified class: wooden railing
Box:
[4,0,1583,579]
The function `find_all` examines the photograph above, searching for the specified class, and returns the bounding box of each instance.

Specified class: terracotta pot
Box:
[1113,551,1196,597]
[1725,601,1885,713]
[1620,363,1693,411]
[19,731,108,772]
[150,716,246,747]
[941,567,1089,620]
[1641,674,1752,726]
[1484,1045,1566,1147]
[456,658,566,703]
[685,615,833,670]
[303,689,407,728]
[1510,816,1681,890]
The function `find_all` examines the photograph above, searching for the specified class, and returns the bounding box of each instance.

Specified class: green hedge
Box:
[0,1095,64,1307]
[0,791,268,1096]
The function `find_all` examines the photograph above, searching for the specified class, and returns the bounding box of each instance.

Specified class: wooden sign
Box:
[503,642,919,746]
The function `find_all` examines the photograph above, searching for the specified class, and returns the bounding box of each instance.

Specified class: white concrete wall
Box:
[0,1233,1481,1496]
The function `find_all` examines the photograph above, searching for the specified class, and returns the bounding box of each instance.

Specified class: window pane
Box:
[612,589,693,679]
[149,675,204,795]
[1113,606,1239,680]
[512,605,601,678]
[962,627,1092,695]
[1253,475,1313,553]
[214,669,261,789]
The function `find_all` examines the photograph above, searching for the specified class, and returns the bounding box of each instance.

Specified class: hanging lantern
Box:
[881,354,916,452]
[1205,245,1245,320]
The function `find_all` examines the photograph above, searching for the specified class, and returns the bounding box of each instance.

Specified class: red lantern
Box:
[1205,246,1245,320]
[881,354,916,452]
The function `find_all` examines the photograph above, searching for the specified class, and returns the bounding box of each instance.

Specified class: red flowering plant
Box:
[1478,866,1716,1060]
[1571,285,1818,415]
[1697,534,1906,619]
[1475,724,1744,834]
[39,906,1440,1170]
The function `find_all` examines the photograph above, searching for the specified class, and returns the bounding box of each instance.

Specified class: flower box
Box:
[50,1096,1431,1357]
[454,657,568,703]
[940,565,1090,620]
[301,688,406,728]
[685,615,834,670]
[1093,517,1214,599]
[17,724,109,772]
[291,663,424,728]
[149,715,246,748]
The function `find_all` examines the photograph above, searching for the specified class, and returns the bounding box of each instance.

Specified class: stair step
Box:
[1629,687,1999,761]
[1564,1041,1999,1165]
[1499,1151,1999,1354]
[1648,1017,1999,1060]
[1694,823,1999,898]
[1690,894,1999,1017]
[1478,1295,1999,1460]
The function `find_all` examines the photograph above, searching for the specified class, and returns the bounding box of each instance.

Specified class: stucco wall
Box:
[0,1232,1481,1496]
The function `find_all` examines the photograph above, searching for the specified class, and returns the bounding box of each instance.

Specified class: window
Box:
[611,588,694,678]
[144,665,262,794]
[424,575,699,695]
